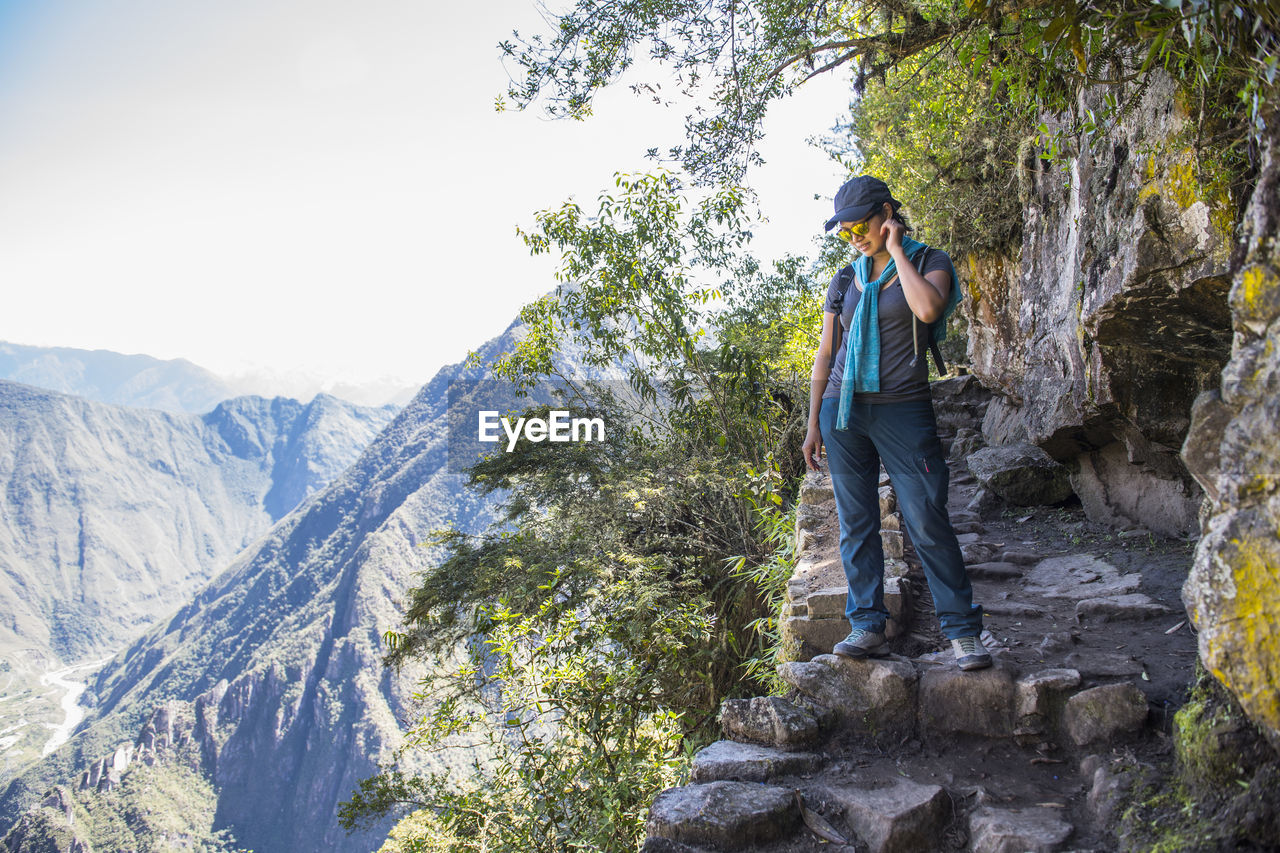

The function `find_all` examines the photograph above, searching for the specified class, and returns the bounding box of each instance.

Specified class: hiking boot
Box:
[834,628,889,658]
[951,635,992,671]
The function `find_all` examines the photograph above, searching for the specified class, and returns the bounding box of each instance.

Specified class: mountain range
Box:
[0,381,397,779]
[0,343,240,415]
[0,342,418,411]
[0,323,527,851]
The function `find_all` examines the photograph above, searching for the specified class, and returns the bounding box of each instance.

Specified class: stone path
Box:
[643,376,1199,852]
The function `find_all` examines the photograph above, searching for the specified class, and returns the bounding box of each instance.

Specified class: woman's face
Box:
[838,202,893,256]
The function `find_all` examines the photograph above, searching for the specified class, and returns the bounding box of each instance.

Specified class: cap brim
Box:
[823,203,878,232]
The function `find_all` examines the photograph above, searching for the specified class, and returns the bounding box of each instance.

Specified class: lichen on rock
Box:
[1181,106,1280,750]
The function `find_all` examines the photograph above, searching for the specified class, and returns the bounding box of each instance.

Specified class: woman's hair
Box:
[888,204,912,232]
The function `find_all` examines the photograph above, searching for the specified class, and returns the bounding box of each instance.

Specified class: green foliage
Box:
[495,172,775,458]
[1,805,91,853]
[834,38,1039,251]
[355,423,785,851]
[827,0,1267,253]
[1114,771,1218,853]
[1172,666,1271,795]
[392,567,697,851]
[498,0,1275,186]
[716,253,827,379]
[372,806,457,853]
[729,497,800,693]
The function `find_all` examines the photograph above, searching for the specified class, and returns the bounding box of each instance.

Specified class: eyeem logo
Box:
[478,410,605,452]
[447,379,621,472]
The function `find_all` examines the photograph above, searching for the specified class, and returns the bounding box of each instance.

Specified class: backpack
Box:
[826,257,947,376]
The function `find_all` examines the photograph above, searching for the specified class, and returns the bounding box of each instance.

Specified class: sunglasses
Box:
[835,213,880,243]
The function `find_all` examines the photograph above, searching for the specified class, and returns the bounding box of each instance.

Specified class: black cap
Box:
[823,175,900,231]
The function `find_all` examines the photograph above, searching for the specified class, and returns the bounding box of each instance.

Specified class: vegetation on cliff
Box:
[342,173,816,850]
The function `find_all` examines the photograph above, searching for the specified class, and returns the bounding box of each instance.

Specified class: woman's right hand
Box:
[802,425,824,471]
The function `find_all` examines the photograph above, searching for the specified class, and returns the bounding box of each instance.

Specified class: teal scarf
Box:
[835,235,961,430]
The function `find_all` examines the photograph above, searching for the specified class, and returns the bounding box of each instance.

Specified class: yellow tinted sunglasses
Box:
[835,214,878,243]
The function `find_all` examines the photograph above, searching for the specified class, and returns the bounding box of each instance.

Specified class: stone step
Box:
[1075,593,1172,621]
[815,776,951,853]
[690,740,822,783]
[774,647,1151,751]
[781,614,850,661]
[917,661,1018,738]
[646,771,1083,852]
[962,542,999,565]
[719,696,820,748]
[783,580,914,660]
[643,781,799,851]
[777,654,918,740]
[1062,683,1149,747]
[647,716,1123,852]
[969,806,1075,853]
[998,548,1041,565]
[1061,651,1144,678]
[982,599,1049,617]
[966,561,1024,580]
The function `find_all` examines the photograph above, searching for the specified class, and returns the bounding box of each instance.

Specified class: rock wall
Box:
[1182,107,1280,750]
[965,72,1234,537]
[958,65,1280,751]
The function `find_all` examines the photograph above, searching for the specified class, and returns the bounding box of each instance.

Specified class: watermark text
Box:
[478,410,606,452]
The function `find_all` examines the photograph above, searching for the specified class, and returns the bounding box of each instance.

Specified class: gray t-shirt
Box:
[821,248,951,403]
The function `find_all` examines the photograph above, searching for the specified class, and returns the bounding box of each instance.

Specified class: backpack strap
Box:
[929,339,947,376]
[924,246,949,376]
[826,264,855,371]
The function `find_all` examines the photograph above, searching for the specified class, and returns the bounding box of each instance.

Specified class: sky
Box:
[0,0,853,401]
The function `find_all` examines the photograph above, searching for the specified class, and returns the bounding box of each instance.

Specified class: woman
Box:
[800,175,990,671]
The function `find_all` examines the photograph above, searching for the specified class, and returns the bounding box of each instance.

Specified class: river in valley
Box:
[40,657,111,756]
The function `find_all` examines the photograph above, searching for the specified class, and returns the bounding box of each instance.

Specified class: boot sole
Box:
[833,642,890,658]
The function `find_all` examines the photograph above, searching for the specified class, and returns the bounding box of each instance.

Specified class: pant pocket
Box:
[913,452,950,506]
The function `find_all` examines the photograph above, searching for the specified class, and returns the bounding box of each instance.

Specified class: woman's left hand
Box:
[880,217,906,254]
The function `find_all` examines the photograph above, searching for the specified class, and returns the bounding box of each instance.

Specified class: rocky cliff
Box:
[0,383,396,774]
[958,70,1280,774]
[964,72,1234,539]
[1181,107,1280,751]
[0,326,523,852]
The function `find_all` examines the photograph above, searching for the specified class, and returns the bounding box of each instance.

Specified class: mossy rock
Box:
[1174,673,1273,796]
[1112,670,1280,852]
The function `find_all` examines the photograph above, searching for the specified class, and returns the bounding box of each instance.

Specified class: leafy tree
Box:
[500,0,1274,198]
[342,175,817,851]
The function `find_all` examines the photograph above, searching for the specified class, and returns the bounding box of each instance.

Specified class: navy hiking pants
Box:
[818,396,983,640]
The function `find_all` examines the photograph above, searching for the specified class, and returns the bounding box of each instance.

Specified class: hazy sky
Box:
[0,0,851,394]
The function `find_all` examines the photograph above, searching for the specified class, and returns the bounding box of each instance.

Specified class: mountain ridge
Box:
[0,341,418,411]
[0,342,239,414]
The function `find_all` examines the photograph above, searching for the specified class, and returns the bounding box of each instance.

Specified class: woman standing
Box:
[801,175,990,671]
